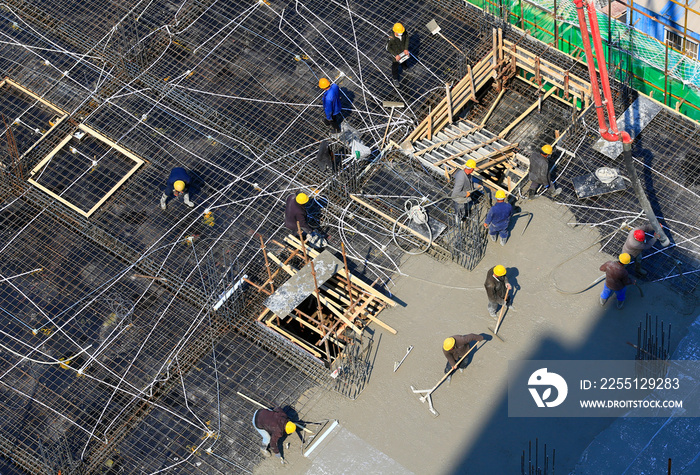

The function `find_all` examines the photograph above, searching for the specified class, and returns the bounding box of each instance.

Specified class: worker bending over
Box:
[284,192,312,237]
[319,78,342,133]
[484,265,512,318]
[252,407,296,464]
[443,334,484,382]
[451,159,484,223]
[528,144,561,199]
[160,167,194,210]
[622,224,659,276]
[387,22,410,85]
[600,253,635,310]
[484,189,513,246]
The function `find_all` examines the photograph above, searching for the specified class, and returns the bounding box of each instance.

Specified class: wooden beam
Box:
[481,89,505,127]
[264,321,323,358]
[445,84,453,125]
[498,87,556,138]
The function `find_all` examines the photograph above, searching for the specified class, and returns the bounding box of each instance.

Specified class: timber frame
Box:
[252,234,396,364]
[27,124,145,217]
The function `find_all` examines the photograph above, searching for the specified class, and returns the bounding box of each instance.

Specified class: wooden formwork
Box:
[406,28,592,146]
[252,235,396,363]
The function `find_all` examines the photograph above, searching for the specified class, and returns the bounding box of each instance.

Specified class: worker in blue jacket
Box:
[484,189,513,246]
[160,167,194,210]
[318,77,342,133]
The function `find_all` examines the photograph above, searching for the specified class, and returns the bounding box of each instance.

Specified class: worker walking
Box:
[484,189,513,246]
[285,193,313,237]
[387,22,410,86]
[600,253,635,309]
[622,224,659,276]
[319,78,342,133]
[160,167,194,210]
[252,407,296,464]
[451,159,484,223]
[443,334,484,382]
[527,144,561,199]
[484,265,512,318]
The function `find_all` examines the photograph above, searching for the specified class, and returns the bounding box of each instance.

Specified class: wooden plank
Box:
[445,84,453,125]
[4,78,67,114]
[514,75,579,109]
[481,89,506,127]
[468,65,476,102]
[350,296,397,334]
[498,87,557,138]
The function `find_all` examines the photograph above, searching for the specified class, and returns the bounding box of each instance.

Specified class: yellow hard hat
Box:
[296,192,309,205]
[393,23,405,35]
[318,78,330,89]
[443,337,455,351]
[495,190,506,200]
[173,180,186,192]
[493,265,506,276]
[465,159,477,170]
[541,144,553,155]
[619,253,631,265]
[285,421,297,434]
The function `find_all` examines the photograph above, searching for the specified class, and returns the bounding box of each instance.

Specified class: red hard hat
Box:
[633,229,645,242]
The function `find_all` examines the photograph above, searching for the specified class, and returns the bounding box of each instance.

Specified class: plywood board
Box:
[264,250,343,319]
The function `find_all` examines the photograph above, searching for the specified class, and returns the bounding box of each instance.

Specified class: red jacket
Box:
[255,408,289,454]
[600,260,633,291]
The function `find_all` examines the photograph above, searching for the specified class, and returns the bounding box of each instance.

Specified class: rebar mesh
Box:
[0,0,697,472]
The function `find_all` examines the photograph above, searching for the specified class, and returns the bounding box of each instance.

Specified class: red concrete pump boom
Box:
[572,0,669,246]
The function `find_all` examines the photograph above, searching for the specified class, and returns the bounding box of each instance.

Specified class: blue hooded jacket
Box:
[322,83,342,120]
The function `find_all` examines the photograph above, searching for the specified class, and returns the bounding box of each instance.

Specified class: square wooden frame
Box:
[28,124,144,217]
[0,78,68,161]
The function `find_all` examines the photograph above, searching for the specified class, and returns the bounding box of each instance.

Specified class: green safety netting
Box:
[465,0,700,121]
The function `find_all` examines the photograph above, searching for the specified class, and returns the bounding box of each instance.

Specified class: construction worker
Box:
[484,189,512,246]
[160,167,194,210]
[252,406,296,464]
[600,253,635,309]
[387,22,410,85]
[451,159,484,222]
[443,334,484,381]
[319,78,342,133]
[484,264,512,318]
[622,224,659,276]
[527,144,561,199]
[284,193,313,236]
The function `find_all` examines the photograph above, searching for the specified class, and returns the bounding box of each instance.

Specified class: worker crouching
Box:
[160,167,194,210]
[252,407,296,464]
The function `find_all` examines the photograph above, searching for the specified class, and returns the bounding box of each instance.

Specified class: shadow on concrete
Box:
[448,301,690,474]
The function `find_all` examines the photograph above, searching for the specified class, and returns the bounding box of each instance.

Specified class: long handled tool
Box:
[237,392,313,434]
[393,345,413,372]
[410,341,484,417]
[425,19,464,55]
[381,101,405,149]
[488,287,510,342]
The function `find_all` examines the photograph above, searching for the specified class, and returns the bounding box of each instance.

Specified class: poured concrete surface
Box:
[254,197,699,474]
